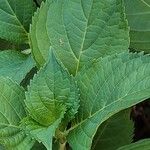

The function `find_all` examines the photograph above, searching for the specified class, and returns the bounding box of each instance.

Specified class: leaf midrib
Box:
[75,0,94,75]
[5,0,28,34]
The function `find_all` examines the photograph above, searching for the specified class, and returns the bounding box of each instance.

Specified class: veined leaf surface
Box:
[0,77,34,150]
[124,0,150,52]
[25,50,79,126]
[31,0,129,74]
[67,52,150,150]
[0,50,35,84]
[0,0,35,43]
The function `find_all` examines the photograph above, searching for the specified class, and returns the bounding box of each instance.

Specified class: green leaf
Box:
[0,77,35,150]
[124,0,150,52]
[117,139,150,150]
[30,0,51,67]
[0,50,35,84]
[31,0,129,75]
[92,109,133,150]
[0,0,35,43]
[25,49,79,126]
[67,52,150,150]
[22,117,63,150]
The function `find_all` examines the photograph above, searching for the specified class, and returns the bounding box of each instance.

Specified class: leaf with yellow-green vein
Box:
[67,52,150,150]
[25,49,79,126]
[24,50,79,149]
[31,0,129,74]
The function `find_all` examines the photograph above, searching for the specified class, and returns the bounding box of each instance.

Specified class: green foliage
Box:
[92,109,133,150]
[124,0,150,52]
[31,0,129,75]
[0,50,35,83]
[67,52,150,150]
[117,139,150,150]
[0,0,35,43]
[0,77,35,150]
[0,0,150,150]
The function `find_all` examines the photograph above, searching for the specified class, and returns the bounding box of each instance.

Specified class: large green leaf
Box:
[25,49,79,126]
[124,0,150,52]
[117,139,150,150]
[92,109,133,150]
[0,0,35,43]
[0,77,35,150]
[67,52,150,150]
[31,0,129,75]
[0,50,35,84]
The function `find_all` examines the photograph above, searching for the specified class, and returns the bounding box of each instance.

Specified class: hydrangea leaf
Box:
[67,52,150,150]
[25,49,79,126]
[92,109,133,150]
[0,77,35,150]
[30,1,51,67]
[0,0,35,43]
[0,50,35,84]
[22,117,64,150]
[124,0,150,52]
[31,0,129,75]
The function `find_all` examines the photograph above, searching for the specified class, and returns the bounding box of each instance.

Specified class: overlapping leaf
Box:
[0,50,35,84]
[124,0,150,52]
[118,139,150,150]
[67,52,150,150]
[92,109,133,150]
[31,0,129,75]
[0,77,35,150]
[22,117,63,150]
[25,50,79,149]
[30,0,51,67]
[0,0,35,43]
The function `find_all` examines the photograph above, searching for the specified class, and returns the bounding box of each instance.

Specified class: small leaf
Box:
[0,77,34,150]
[117,139,150,150]
[0,0,35,43]
[22,117,63,150]
[31,0,129,75]
[92,109,133,150]
[124,0,150,52]
[0,50,35,84]
[67,52,150,150]
[25,49,79,126]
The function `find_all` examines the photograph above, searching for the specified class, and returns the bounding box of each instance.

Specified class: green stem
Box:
[59,142,66,150]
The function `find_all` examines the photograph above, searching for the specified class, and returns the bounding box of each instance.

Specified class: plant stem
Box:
[59,142,66,150]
